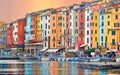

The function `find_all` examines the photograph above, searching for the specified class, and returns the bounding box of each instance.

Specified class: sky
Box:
[0,0,91,22]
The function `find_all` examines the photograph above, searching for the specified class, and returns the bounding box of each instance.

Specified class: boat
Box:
[116,58,120,62]
[0,56,20,60]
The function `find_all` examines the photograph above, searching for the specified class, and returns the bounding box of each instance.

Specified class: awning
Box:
[80,44,88,47]
[106,49,117,52]
[40,48,47,52]
[67,49,78,52]
[84,48,96,53]
[46,49,60,52]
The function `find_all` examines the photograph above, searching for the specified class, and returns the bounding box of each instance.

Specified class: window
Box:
[75,29,78,33]
[76,16,77,19]
[108,15,110,18]
[53,43,55,47]
[76,9,78,12]
[91,16,93,20]
[102,22,104,26]
[105,36,107,42]
[48,25,50,29]
[112,31,116,35]
[41,24,42,29]
[102,16,104,20]
[101,29,104,33]
[87,31,89,35]
[53,16,55,20]
[58,16,62,20]
[53,23,55,27]
[101,36,103,41]
[16,25,18,28]
[91,30,93,34]
[48,20,50,23]
[101,43,103,46]
[88,23,90,28]
[46,24,47,29]
[53,37,55,41]
[14,32,17,35]
[116,15,118,19]
[45,43,46,47]
[41,17,42,20]
[90,43,92,47]
[69,29,72,34]
[63,17,64,21]
[87,9,89,13]
[95,30,97,34]
[76,22,78,27]
[112,39,115,45]
[95,23,97,27]
[45,31,46,35]
[95,37,97,41]
[31,31,34,34]
[116,8,118,12]
[52,30,56,33]
[64,30,66,35]
[108,21,110,26]
[30,25,33,28]
[58,23,62,26]
[45,37,47,41]
[95,16,97,19]
[87,38,89,43]
[87,16,89,21]
[26,32,29,34]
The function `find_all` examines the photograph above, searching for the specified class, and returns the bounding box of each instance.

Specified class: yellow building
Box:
[105,6,112,50]
[93,10,100,48]
[0,22,6,50]
[37,12,41,42]
[50,8,63,49]
[108,6,120,51]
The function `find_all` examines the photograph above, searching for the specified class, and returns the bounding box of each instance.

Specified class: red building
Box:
[7,23,13,48]
[33,15,38,42]
[66,10,70,48]
[17,18,26,50]
[78,3,86,50]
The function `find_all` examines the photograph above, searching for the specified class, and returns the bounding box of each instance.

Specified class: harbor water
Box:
[0,60,120,75]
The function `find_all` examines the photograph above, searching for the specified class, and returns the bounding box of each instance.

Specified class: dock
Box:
[79,62,120,70]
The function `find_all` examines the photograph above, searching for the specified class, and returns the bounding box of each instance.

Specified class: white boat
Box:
[116,58,120,62]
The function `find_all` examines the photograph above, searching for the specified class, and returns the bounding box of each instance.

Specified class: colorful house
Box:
[108,6,120,51]
[78,2,89,50]
[85,3,91,49]
[17,18,26,51]
[25,12,42,55]
[50,8,63,49]
[0,22,5,50]
[99,8,105,47]
[105,6,112,50]
[40,9,51,50]
[7,23,13,49]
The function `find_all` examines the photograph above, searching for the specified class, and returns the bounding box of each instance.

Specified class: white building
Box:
[69,5,79,47]
[85,3,91,49]
[40,10,51,50]
[12,21,18,45]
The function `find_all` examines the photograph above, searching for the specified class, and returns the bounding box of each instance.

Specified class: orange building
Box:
[50,8,63,49]
[0,22,5,50]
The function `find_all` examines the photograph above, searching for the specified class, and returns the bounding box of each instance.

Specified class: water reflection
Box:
[0,60,120,75]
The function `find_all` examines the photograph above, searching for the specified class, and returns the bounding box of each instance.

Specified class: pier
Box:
[79,62,120,70]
